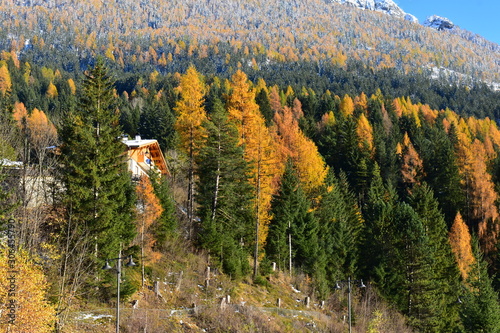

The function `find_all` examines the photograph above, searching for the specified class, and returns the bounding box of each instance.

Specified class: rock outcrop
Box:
[332,0,418,22]
[423,15,455,31]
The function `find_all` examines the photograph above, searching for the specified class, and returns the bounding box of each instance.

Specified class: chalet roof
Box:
[122,138,158,148]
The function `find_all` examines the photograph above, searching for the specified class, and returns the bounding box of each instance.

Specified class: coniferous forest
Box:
[2,1,500,332]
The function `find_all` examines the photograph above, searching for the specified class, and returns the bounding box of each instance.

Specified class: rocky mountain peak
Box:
[373,0,405,18]
[423,15,455,31]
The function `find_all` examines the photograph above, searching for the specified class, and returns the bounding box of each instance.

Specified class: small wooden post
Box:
[175,271,183,291]
[220,297,226,309]
[305,296,310,308]
[154,281,160,296]
[205,266,211,287]
[277,298,281,308]
[272,262,277,272]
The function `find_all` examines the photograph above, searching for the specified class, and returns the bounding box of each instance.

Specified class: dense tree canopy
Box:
[1,40,500,331]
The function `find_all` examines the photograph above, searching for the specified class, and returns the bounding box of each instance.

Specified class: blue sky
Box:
[395,0,500,45]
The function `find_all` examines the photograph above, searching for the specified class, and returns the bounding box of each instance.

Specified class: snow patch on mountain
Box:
[374,0,405,18]
[404,13,418,23]
[341,0,375,10]
[331,0,418,23]
[337,0,375,10]
[423,15,455,31]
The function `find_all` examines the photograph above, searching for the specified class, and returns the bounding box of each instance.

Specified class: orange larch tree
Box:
[273,101,327,193]
[135,175,163,287]
[469,139,499,254]
[12,104,58,249]
[226,70,261,144]
[0,61,12,96]
[354,92,368,113]
[455,126,500,256]
[449,212,475,281]
[397,132,424,192]
[174,65,207,234]
[339,94,354,117]
[268,85,283,115]
[46,82,58,98]
[26,107,58,155]
[356,113,374,157]
[225,69,279,277]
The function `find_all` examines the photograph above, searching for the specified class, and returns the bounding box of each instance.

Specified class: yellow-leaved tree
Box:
[174,65,207,235]
[397,132,424,192]
[0,61,12,96]
[356,113,374,157]
[12,104,58,248]
[226,70,279,277]
[272,98,327,193]
[135,175,163,288]
[455,123,500,256]
[0,247,56,332]
[339,94,354,117]
[45,82,58,98]
[449,212,475,281]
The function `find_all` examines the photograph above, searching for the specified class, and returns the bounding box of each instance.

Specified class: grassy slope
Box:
[62,237,411,333]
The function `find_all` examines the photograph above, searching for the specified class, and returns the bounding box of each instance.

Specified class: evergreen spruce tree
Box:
[362,167,447,331]
[195,97,254,278]
[266,161,318,276]
[389,202,436,331]
[120,102,140,138]
[255,88,273,126]
[460,237,500,332]
[316,170,362,291]
[364,178,461,332]
[138,94,176,150]
[360,163,398,279]
[266,161,297,272]
[320,113,372,200]
[408,183,462,332]
[60,58,135,259]
[421,124,464,225]
[149,172,178,247]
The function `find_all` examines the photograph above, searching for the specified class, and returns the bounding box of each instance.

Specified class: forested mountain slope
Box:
[1,0,499,83]
[2,1,500,332]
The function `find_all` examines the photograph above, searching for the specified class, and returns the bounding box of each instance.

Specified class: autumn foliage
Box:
[135,175,164,265]
[449,212,475,281]
[0,248,56,333]
[174,65,207,154]
[455,126,500,255]
[272,97,328,193]
[398,132,424,191]
[226,70,280,248]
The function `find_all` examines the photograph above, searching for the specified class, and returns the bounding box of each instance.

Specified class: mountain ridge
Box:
[1,0,499,84]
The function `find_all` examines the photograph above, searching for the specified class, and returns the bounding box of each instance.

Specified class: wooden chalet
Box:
[122,135,169,179]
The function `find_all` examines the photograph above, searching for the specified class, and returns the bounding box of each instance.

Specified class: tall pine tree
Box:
[60,58,135,259]
[316,170,363,293]
[195,97,254,278]
[460,237,500,332]
[408,183,462,332]
[266,161,319,276]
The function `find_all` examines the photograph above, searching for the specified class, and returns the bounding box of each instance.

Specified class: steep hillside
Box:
[1,0,499,84]
[3,2,500,332]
